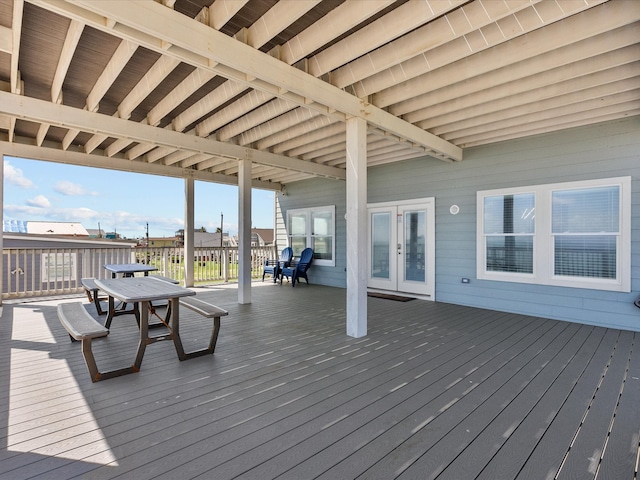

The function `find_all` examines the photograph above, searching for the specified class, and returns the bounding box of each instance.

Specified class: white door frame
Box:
[367,198,435,299]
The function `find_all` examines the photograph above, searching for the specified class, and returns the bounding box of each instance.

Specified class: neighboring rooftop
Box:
[3,220,90,236]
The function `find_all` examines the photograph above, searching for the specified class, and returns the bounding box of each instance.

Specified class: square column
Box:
[346,117,367,337]
[238,158,252,304]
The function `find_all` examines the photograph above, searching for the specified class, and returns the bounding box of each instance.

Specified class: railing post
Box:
[163,248,169,277]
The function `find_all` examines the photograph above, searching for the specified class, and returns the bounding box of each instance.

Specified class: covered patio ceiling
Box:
[0,0,637,191]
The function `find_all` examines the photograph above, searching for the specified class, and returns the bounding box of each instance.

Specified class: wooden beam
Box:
[0,91,346,180]
[43,0,462,161]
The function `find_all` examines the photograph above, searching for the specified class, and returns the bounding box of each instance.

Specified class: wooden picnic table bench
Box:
[58,302,114,382]
[178,296,228,357]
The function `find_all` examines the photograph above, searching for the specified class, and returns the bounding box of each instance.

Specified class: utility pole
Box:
[146,222,149,264]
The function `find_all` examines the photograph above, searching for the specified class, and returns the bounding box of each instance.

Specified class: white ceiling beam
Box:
[163,150,193,166]
[375,1,638,109]
[170,73,239,131]
[118,55,181,120]
[0,25,11,54]
[451,96,640,147]
[330,0,540,90]
[458,107,640,149]
[238,108,322,148]
[367,0,611,103]
[412,44,640,127]
[277,121,344,155]
[256,108,332,153]
[398,24,639,120]
[209,0,249,31]
[430,70,640,137]
[0,137,281,191]
[51,19,84,103]
[245,0,320,49]
[86,39,137,111]
[50,0,461,161]
[217,98,297,142]
[10,0,24,94]
[0,91,346,180]
[279,0,394,66]
[307,0,465,79]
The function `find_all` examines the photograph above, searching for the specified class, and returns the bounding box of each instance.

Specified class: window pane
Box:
[404,211,425,282]
[312,236,332,260]
[552,186,619,233]
[312,211,332,236]
[371,212,390,279]
[484,193,535,234]
[486,236,533,273]
[290,236,307,256]
[554,236,616,278]
[290,214,307,235]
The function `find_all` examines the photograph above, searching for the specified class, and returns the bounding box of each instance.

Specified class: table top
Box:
[104,263,158,275]
[95,276,196,303]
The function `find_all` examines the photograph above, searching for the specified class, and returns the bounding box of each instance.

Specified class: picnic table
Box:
[94,276,198,371]
[104,263,158,278]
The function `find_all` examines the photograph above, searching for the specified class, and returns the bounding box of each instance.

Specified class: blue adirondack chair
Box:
[262,247,293,282]
[280,247,313,287]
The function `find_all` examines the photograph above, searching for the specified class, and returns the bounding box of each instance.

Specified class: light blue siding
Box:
[279,117,640,331]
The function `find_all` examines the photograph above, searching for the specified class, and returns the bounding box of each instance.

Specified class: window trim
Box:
[286,205,336,267]
[477,177,631,292]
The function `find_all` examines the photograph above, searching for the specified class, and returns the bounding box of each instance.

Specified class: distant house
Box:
[252,228,274,246]
[86,228,105,238]
[147,236,179,248]
[175,229,232,248]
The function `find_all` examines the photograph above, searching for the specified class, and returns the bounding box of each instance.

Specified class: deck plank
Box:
[555,330,635,480]
[597,333,640,480]
[1,284,638,480]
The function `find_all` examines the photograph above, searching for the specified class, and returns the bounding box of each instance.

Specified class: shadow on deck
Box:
[0,282,638,479]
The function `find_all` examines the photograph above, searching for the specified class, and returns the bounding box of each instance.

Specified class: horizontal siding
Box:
[277,179,347,288]
[282,117,640,331]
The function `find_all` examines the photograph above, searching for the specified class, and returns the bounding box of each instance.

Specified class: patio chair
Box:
[262,247,293,282]
[279,247,313,287]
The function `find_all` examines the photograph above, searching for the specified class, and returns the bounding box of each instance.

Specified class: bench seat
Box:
[177,296,228,358]
[81,277,107,315]
[180,296,228,318]
[58,302,140,382]
[58,302,110,382]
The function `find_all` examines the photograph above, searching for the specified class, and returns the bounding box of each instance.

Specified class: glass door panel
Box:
[368,207,397,290]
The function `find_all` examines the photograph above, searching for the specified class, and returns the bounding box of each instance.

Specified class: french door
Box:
[368,199,435,298]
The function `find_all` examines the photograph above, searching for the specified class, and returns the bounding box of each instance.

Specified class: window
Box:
[477,177,631,292]
[286,206,335,266]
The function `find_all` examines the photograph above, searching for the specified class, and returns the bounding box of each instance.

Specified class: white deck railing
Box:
[2,245,277,299]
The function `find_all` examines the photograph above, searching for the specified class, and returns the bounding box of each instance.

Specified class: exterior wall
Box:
[278,117,640,331]
[277,180,347,288]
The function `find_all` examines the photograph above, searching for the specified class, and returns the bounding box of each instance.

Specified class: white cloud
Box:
[26,195,51,208]
[54,181,98,196]
[4,161,35,188]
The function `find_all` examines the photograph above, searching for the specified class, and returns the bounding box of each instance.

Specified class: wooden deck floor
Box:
[1,282,639,480]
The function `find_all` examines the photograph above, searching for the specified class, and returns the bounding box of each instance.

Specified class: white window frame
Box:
[286,205,335,267]
[477,177,631,292]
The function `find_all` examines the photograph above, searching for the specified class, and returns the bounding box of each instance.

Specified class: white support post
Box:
[184,175,195,287]
[238,158,252,304]
[346,116,368,337]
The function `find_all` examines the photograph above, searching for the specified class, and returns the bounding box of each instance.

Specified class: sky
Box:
[3,156,275,240]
